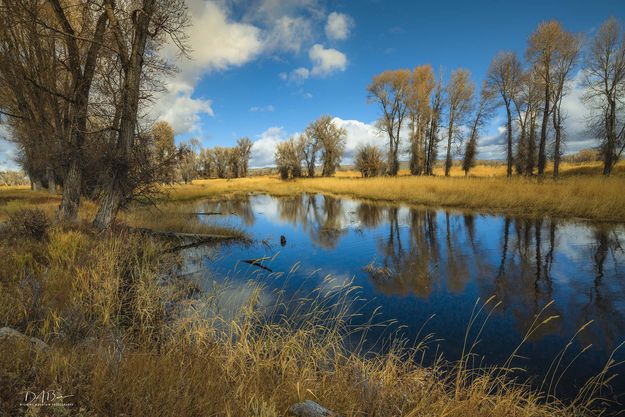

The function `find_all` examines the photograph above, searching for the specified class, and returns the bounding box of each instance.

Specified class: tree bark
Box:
[58,158,81,221]
[46,166,56,193]
[445,118,454,176]
[94,0,156,230]
[505,102,513,177]
[538,69,550,176]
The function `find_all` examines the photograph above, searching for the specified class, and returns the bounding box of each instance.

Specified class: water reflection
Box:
[196,193,625,396]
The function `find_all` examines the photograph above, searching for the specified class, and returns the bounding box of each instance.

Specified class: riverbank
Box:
[170,172,625,223]
[0,192,613,416]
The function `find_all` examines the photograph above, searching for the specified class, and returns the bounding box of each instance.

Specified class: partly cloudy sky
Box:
[1,0,624,169]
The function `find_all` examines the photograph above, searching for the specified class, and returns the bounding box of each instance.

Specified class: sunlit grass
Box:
[168,162,625,222]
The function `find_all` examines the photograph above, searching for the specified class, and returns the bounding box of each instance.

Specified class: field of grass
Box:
[169,162,625,223]
[0,205,615,416]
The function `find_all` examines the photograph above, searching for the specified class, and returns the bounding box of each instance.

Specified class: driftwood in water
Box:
[241,257,273,272]
[131,227,242,251]
[288,400,341,417]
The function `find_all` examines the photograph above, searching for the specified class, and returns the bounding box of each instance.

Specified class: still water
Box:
[185,193,625,400]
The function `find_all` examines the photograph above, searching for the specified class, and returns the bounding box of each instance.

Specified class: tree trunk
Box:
[94,0,155,230]
[538,73,550,176]
[505,103,513,177]
[445,119,454,176]
[46,166,56,193]
[31,174,43,191]
[58,158,81,221]
[552,106,561,179]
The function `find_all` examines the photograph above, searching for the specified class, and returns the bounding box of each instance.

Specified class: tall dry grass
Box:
[171,173,625,222]
[0,208,619,416]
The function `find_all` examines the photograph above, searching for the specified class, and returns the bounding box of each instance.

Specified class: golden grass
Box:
[169,168,625,222]
[0,217,614,416]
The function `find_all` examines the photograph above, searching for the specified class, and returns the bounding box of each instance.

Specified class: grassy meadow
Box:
[0,162,623,416]
[169,161,625,222]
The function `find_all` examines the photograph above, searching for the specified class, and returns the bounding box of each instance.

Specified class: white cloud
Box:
[331,118,386,163]
[151,1,264,135]
[309,44,348,76]
[264,16,313,53]
[325,12,353,41]
[282,44,347,83]
[250,126,289,167]
[249,105,275,112]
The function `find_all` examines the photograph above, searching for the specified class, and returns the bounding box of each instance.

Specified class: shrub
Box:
[355,145,385,177]
[6,208,50,240]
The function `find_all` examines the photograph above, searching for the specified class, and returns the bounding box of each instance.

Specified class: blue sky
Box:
[1,0,623,170]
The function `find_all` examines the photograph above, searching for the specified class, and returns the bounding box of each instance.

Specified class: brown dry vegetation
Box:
[1,173,623,416]
[0,206,616,416]
[169,162,625,222]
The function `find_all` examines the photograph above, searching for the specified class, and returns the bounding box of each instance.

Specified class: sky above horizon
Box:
[1,0,624,170]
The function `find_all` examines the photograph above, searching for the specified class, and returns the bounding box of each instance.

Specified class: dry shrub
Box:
[6,208,50,240]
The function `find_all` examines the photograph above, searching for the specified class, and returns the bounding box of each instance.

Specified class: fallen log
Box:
[241,257,273,272]
[129,227,246,251]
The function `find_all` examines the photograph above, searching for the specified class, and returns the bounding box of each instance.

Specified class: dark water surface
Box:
[186,193,625,401]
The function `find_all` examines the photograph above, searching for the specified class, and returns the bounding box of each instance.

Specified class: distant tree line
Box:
[177,136,253,183]
[367,18,625,178]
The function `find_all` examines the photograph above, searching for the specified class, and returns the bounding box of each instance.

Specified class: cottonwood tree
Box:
[512,68,542,175]
[236,137,253,177]
[301,131,320,177]
[425,70,445,175]
[306,116,346,176]
[551,30,581,178]
[368,70,411,176]
[487,51,522,177]
[444,68,475,176]
[93,0,189,229]
[583,17,625,176]
[275,136,304,179]
[407,65,436,175]
[463,81,495,175]
[178,138,200,183]
[151,120,176,182]
[527,20,575,176]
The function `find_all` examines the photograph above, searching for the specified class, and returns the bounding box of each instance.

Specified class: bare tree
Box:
[463,81,495,175]
[306,115,346,177]
[444,69,475,176]
[512,68,542,175]
[551,31,581,178]
[368,70,410,176]
[275,136,304,179]
[93,0,189,229]
[407,65,436,175]
[527,20,573,176]
[236,137,253,177]
[301,130,320,177]
[425,69,444,175]
[583,17,625,176]
[487,51,522,177]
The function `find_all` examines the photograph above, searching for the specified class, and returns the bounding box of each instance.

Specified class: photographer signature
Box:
[20,390,74,407]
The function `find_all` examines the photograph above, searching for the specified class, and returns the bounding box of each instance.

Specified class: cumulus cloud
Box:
[282,43,347,82]
[325,12,354,41]
[151,1,264,135]
[264,16,313,53]
[250,126,289,167]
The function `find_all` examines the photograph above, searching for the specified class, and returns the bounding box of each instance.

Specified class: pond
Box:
[181,193,625,401]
